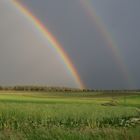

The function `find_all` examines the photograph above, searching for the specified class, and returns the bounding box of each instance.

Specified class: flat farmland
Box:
[0,91,139,140]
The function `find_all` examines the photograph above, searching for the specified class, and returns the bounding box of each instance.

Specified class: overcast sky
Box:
[0,0,140,89]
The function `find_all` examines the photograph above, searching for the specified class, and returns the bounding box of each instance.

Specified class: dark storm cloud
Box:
[0,0,140,89]
[90,0,140,88]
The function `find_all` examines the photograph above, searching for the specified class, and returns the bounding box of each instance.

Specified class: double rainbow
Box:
[11,0,135,88]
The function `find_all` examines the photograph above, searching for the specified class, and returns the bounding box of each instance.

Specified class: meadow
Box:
[0,91,139,140]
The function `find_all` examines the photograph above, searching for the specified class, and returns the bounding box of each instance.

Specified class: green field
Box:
[0,91,139,140]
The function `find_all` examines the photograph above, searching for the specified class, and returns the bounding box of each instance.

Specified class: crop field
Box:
[0,91,139,140]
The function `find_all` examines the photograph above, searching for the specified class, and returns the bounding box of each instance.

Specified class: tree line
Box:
[0,86,140,92]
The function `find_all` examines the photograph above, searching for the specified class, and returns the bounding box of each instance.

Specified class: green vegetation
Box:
[0,91,139,140]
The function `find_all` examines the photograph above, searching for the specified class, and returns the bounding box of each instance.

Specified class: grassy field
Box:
[0,91,139,140]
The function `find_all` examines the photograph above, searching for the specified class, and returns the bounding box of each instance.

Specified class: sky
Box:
[0,0,140,89]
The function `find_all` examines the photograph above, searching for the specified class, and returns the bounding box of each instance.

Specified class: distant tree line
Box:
[0,86,84,92]
[0,86,140,92]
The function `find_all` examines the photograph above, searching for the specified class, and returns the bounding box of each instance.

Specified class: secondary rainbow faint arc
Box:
[80,0,134,87]
[11,0,85,89]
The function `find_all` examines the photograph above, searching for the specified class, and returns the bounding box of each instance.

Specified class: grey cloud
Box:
[0,0,78,88]
[0,0,140,89]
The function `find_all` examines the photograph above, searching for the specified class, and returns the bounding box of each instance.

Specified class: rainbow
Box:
[79,0,135,87]
[11,0,85,89]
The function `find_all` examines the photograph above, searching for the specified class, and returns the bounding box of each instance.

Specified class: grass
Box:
[0,91,139,140]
